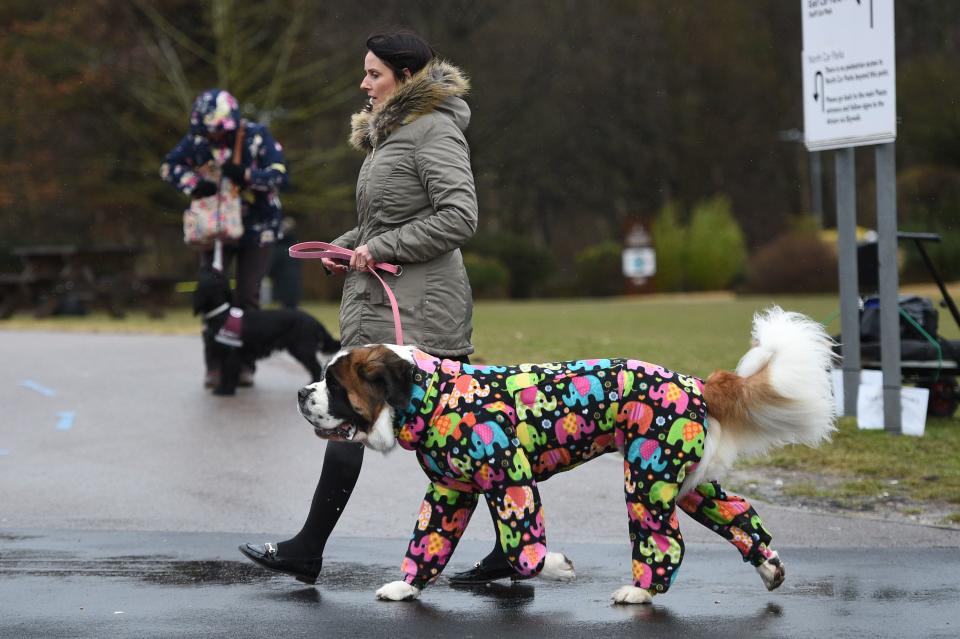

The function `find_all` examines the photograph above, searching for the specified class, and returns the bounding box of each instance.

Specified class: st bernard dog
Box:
[297,307,836,604]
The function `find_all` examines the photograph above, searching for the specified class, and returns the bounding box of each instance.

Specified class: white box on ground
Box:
[831,369,928,436]
[856,384,929,436]
[831,368,882,414]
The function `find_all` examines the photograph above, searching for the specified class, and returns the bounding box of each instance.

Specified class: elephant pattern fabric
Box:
[394,350,775,591]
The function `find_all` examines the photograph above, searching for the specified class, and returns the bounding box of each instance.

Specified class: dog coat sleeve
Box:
[621,421,688,594]
[402,482,479,589]
[483,449,549,580]
[677,480,776,567]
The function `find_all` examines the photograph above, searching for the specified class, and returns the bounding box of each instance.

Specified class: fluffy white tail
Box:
[702,307,838,461]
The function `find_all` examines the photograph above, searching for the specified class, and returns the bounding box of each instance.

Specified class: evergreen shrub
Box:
[465,232,553,298]
[685,196,747,291]
[742,231,838,294]
[650,202,687,292]
[574,241,624,297]
[463,252,510,299]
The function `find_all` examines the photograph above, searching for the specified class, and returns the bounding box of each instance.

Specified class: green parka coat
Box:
[332,59,477,356]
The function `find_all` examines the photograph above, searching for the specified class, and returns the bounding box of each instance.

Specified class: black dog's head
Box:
[192,266,233,315]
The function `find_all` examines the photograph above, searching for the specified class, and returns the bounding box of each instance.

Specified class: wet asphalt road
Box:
[3,531,959,639]
[2,331,960,638]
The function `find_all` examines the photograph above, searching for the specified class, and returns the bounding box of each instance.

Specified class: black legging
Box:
[276,440,365,557]
[277,353,505,566]
[201,242,273,310]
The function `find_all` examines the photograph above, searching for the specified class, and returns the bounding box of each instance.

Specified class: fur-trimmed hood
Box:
[349,59,470,151]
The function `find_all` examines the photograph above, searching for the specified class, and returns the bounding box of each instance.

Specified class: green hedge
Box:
[685,196,747,291]
[573,241,624,297]
[465,232,554,298]
[650,196,747,292]
[463,252,510,299]
[651,201,687,292]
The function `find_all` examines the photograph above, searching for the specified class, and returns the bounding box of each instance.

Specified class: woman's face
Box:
[360,51,401,107]
[206,129,228,144]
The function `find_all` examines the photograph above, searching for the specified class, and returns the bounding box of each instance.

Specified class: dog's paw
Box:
[375,581,421,601]
[756,551,786,591]
[540,552,575,581]
[611,585,653,605]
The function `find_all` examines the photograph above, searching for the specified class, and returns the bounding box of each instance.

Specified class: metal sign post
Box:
[875,142,902,432]
[810,151,824,228]
[834,147,860,417]
[802,0,900,432]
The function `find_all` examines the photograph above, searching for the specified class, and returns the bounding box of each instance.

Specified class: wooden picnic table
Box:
[0,244,181,319]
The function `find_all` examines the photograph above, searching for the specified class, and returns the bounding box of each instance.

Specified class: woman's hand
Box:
[191,180,218,199]
[321,257,349,275]
[350,244,374,271]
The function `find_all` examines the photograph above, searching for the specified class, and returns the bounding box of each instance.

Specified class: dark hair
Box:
[366,29,435,80]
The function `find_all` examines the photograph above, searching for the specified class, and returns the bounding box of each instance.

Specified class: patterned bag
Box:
[183,124,245,246]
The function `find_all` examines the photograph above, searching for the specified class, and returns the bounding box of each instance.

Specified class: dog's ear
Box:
[193,269,214,315]
[192,277,208,315]
[357,348,414,412]
[194,267,233,315]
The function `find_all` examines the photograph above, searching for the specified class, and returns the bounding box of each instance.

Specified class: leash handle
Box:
[212,239,223,271]
[288,241,404,345]
[288,241,401,275]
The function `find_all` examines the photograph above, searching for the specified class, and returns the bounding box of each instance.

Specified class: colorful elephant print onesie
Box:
[393,350,776,592]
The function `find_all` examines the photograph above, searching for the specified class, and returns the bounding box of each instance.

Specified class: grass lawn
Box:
[746,416,960,520]
[3,291,959,521]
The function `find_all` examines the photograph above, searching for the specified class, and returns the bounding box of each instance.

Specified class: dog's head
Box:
[193,266,233,315]
[297,344,415,451]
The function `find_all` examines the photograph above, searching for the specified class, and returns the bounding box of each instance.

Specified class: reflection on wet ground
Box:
[789,576,959,604]
[0,552,387,588]
[0,534,39,542]
[1,532,959,639]
[3,553,262,585]
[450,580,536,600]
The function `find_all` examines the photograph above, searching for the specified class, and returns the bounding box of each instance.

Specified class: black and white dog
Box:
[193,267,340,395]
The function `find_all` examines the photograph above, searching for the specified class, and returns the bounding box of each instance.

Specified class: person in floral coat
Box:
[160,88,289,387]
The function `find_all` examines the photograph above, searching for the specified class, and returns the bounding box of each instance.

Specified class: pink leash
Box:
[288,241,404,345]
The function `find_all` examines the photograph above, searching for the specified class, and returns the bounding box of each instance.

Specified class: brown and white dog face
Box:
[297,344,415,451]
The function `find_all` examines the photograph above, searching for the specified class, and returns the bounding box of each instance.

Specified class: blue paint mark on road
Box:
[21,380,56,397]
[56,411,75,431]
[0,449,9,456]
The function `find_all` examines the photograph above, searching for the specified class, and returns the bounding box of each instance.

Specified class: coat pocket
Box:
[363,265,427,343]
[422,253,471,340]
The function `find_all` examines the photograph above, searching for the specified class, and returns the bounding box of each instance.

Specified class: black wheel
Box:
[926,377,959,418]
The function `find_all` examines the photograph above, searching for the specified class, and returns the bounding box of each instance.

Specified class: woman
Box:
[160,89,289,387]
[240,30,512,585]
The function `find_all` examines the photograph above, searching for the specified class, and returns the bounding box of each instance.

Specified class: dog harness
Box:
[213,307,244,348]
[393,350,775,591]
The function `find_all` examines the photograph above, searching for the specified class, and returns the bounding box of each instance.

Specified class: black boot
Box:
[448,550,516,584]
